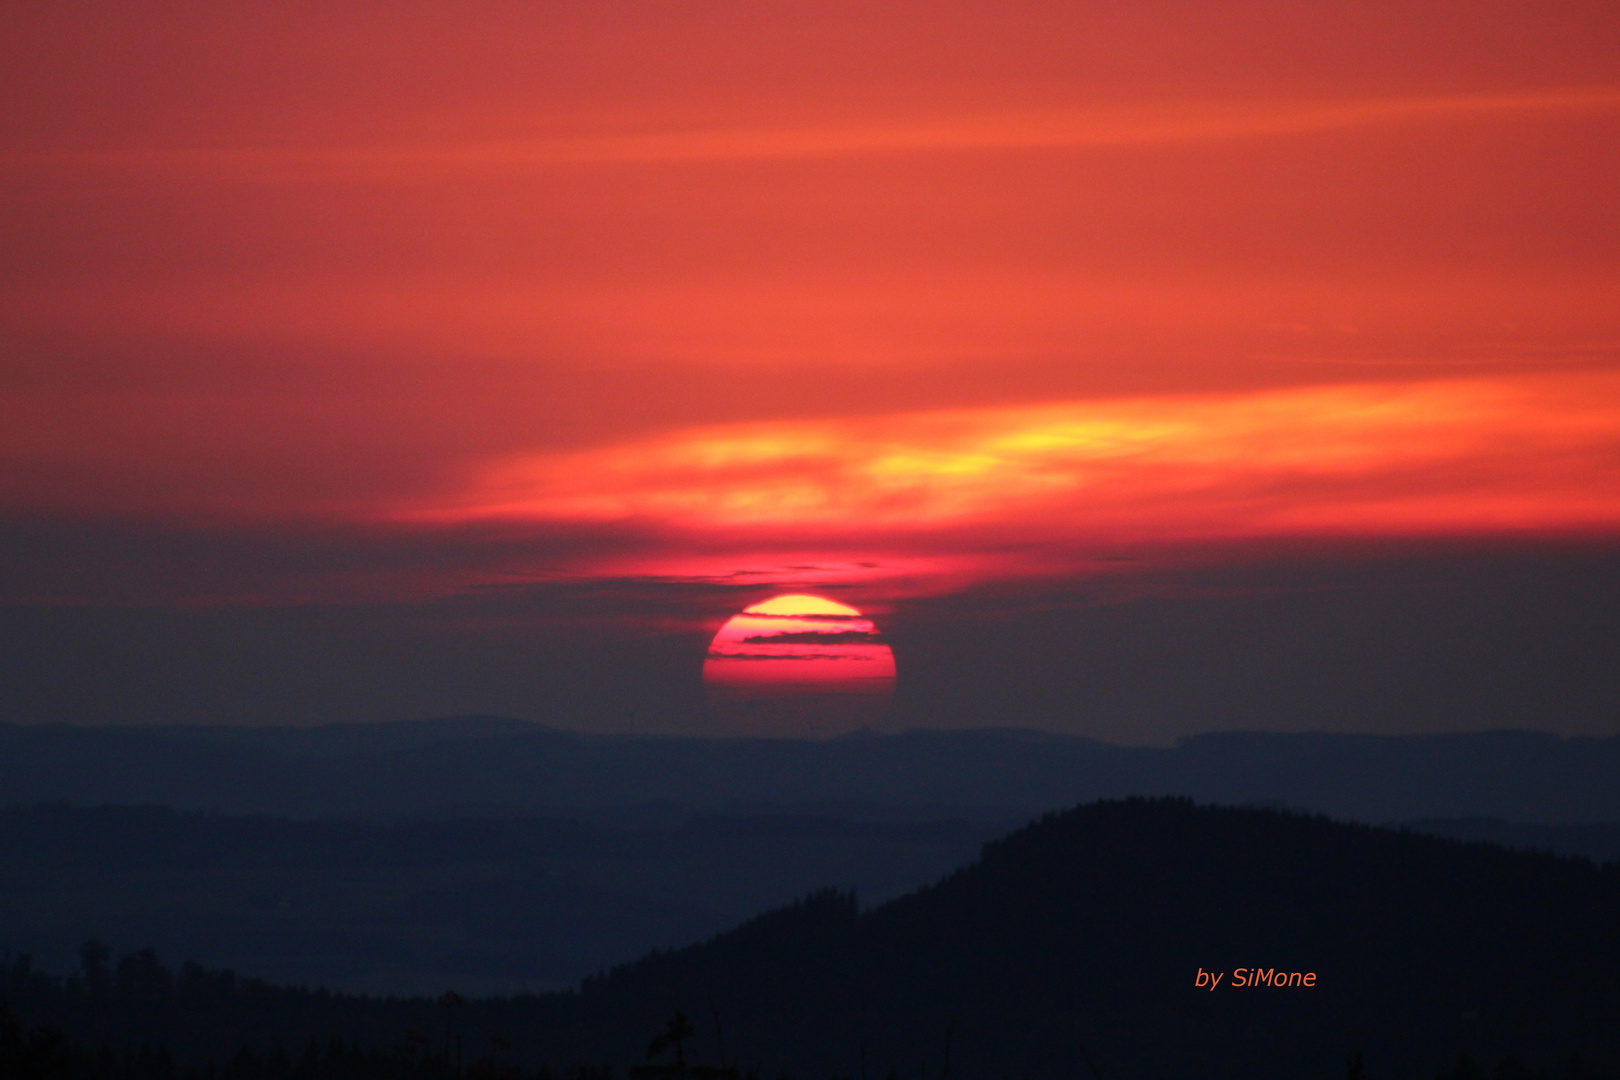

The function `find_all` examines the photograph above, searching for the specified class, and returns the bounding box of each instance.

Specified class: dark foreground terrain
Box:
[0,805,1001,994]
[5,802,1613,998]
[5,800,1619,1080]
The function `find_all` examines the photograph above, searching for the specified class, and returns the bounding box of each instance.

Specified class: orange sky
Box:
[3,1,1619,604]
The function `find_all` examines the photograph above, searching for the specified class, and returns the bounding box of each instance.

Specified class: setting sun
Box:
[704,595,896,737]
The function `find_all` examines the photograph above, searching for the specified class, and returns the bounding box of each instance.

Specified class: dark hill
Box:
[5,801,1619,1079]
[538,799,1620,1080]
[0,803,995,994]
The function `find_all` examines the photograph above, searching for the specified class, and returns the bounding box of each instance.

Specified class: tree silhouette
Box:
[648,1012,696,1068]
[631,1012,746,1080]
[441,989,465,1072]
[79,939,110,995]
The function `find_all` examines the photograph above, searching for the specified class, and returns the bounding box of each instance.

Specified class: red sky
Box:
[3,0,1619,609]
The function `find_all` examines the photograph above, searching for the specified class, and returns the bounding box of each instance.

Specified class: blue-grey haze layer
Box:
[3,717,1619,824]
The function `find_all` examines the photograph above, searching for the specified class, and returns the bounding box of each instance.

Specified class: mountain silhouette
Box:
[531,798,1620,1079]
[0,803,998,994]
[7,799,1616,1079]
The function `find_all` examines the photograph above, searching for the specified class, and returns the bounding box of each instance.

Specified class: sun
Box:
[703,594,897,737]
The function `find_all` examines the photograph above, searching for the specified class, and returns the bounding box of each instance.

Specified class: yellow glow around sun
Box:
[743,594,862,616]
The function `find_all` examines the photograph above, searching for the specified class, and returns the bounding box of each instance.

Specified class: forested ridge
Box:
[5,800,1619,1080]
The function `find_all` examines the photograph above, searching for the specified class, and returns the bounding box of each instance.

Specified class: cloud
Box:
[739,631,884,645]
[417,371,1620,547]
[743,612,871,624]
[706,651,878,662]
[9,89,1620,180]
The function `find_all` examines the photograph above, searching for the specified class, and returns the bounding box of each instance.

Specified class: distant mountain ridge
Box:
[4,718,1619,824]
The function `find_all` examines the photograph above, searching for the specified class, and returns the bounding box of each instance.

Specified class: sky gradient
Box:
[3,2,1618,739]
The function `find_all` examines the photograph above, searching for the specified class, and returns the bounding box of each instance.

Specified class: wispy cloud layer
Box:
[8,88,1618,179]
[420,373,1620,546]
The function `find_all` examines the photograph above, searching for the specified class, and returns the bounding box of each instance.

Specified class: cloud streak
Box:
[6,88,1619,181]
[418,372,1620,549]
[740,631,885,645]
[704,652,879,662]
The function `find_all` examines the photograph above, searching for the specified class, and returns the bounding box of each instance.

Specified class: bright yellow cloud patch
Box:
[412,372,1620,544]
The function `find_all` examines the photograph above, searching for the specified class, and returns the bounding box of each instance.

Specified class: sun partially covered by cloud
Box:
[704,593,896,736]
[412,372,1620,555]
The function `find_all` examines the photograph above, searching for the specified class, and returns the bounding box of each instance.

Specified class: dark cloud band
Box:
[739,630,883,645]
[706,651,878,662]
